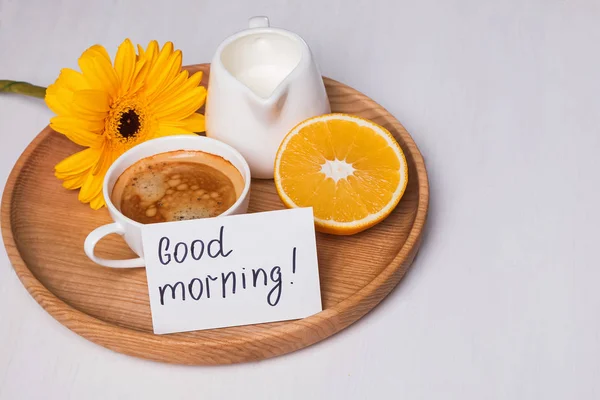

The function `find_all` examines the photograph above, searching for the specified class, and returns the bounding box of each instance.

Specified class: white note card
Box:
[141,208,322,334]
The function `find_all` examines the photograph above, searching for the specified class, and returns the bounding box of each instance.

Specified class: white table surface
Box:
[2,0,599,398]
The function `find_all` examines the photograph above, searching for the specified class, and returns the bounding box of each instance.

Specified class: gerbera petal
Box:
[45,85,73,116]
[70,104,109,122]
[56,68,89,92]
[128,58,149,94]
[45,68,90,115]
[153,84,206,115]
[137,44,145,60]
[61,170,89,190]
[91,45,112,63]
[91,143,117,175]
[154,86,207,120]
[152,69,189,100]
[80,145,117,203]
[89,191,106,210]
[154,112,205,137]
[150,50,183,100]
[187,70,204,88]
[150,70,203,112]
[51,115,105,134]
[144,42,177,97]
[179,112,206,132]
[78,45,119,98]
[55,147,102,178]
[114,38,136,94]
[155,121,198,137]
[78,171,105,204]
[49,87,108,121]
[143,40,160,67]
[72,90,111,114]
[50,118,104,148]
[146,49,182,100]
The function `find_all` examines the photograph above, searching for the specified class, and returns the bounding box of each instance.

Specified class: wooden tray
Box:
[1,64,429,365]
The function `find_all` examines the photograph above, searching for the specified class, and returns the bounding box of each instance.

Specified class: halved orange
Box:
[274,113,408,235]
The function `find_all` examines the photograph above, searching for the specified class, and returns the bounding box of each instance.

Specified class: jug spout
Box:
[246,85,289,124]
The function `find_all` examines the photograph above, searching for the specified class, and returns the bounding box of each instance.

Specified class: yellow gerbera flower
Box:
[45,39,207,209]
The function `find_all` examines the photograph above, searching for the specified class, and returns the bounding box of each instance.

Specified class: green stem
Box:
[0,80,47,99]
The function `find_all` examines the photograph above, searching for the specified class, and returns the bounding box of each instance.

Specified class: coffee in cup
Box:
[111,150,245,224]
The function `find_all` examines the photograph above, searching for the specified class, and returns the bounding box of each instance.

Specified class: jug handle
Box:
[249,16,270,29]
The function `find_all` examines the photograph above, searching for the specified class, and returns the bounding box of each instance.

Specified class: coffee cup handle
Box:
[84,223,145,268]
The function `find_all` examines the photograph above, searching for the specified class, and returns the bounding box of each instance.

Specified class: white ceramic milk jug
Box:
[205,16,331,179]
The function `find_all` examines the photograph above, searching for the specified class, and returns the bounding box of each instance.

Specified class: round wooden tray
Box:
[1,64,429,365]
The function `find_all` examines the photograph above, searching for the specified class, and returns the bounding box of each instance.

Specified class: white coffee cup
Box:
[84,135,251,268]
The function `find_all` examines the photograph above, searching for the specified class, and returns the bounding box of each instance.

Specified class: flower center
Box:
[118,109,141,139]
[106,97,152,149]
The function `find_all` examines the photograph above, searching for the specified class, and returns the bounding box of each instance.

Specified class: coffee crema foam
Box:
[111,150,245,224]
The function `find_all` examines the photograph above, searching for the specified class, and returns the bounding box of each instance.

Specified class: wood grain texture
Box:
[1,64,429,365]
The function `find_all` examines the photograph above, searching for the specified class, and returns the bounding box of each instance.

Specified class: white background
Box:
[1,0,599,398]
